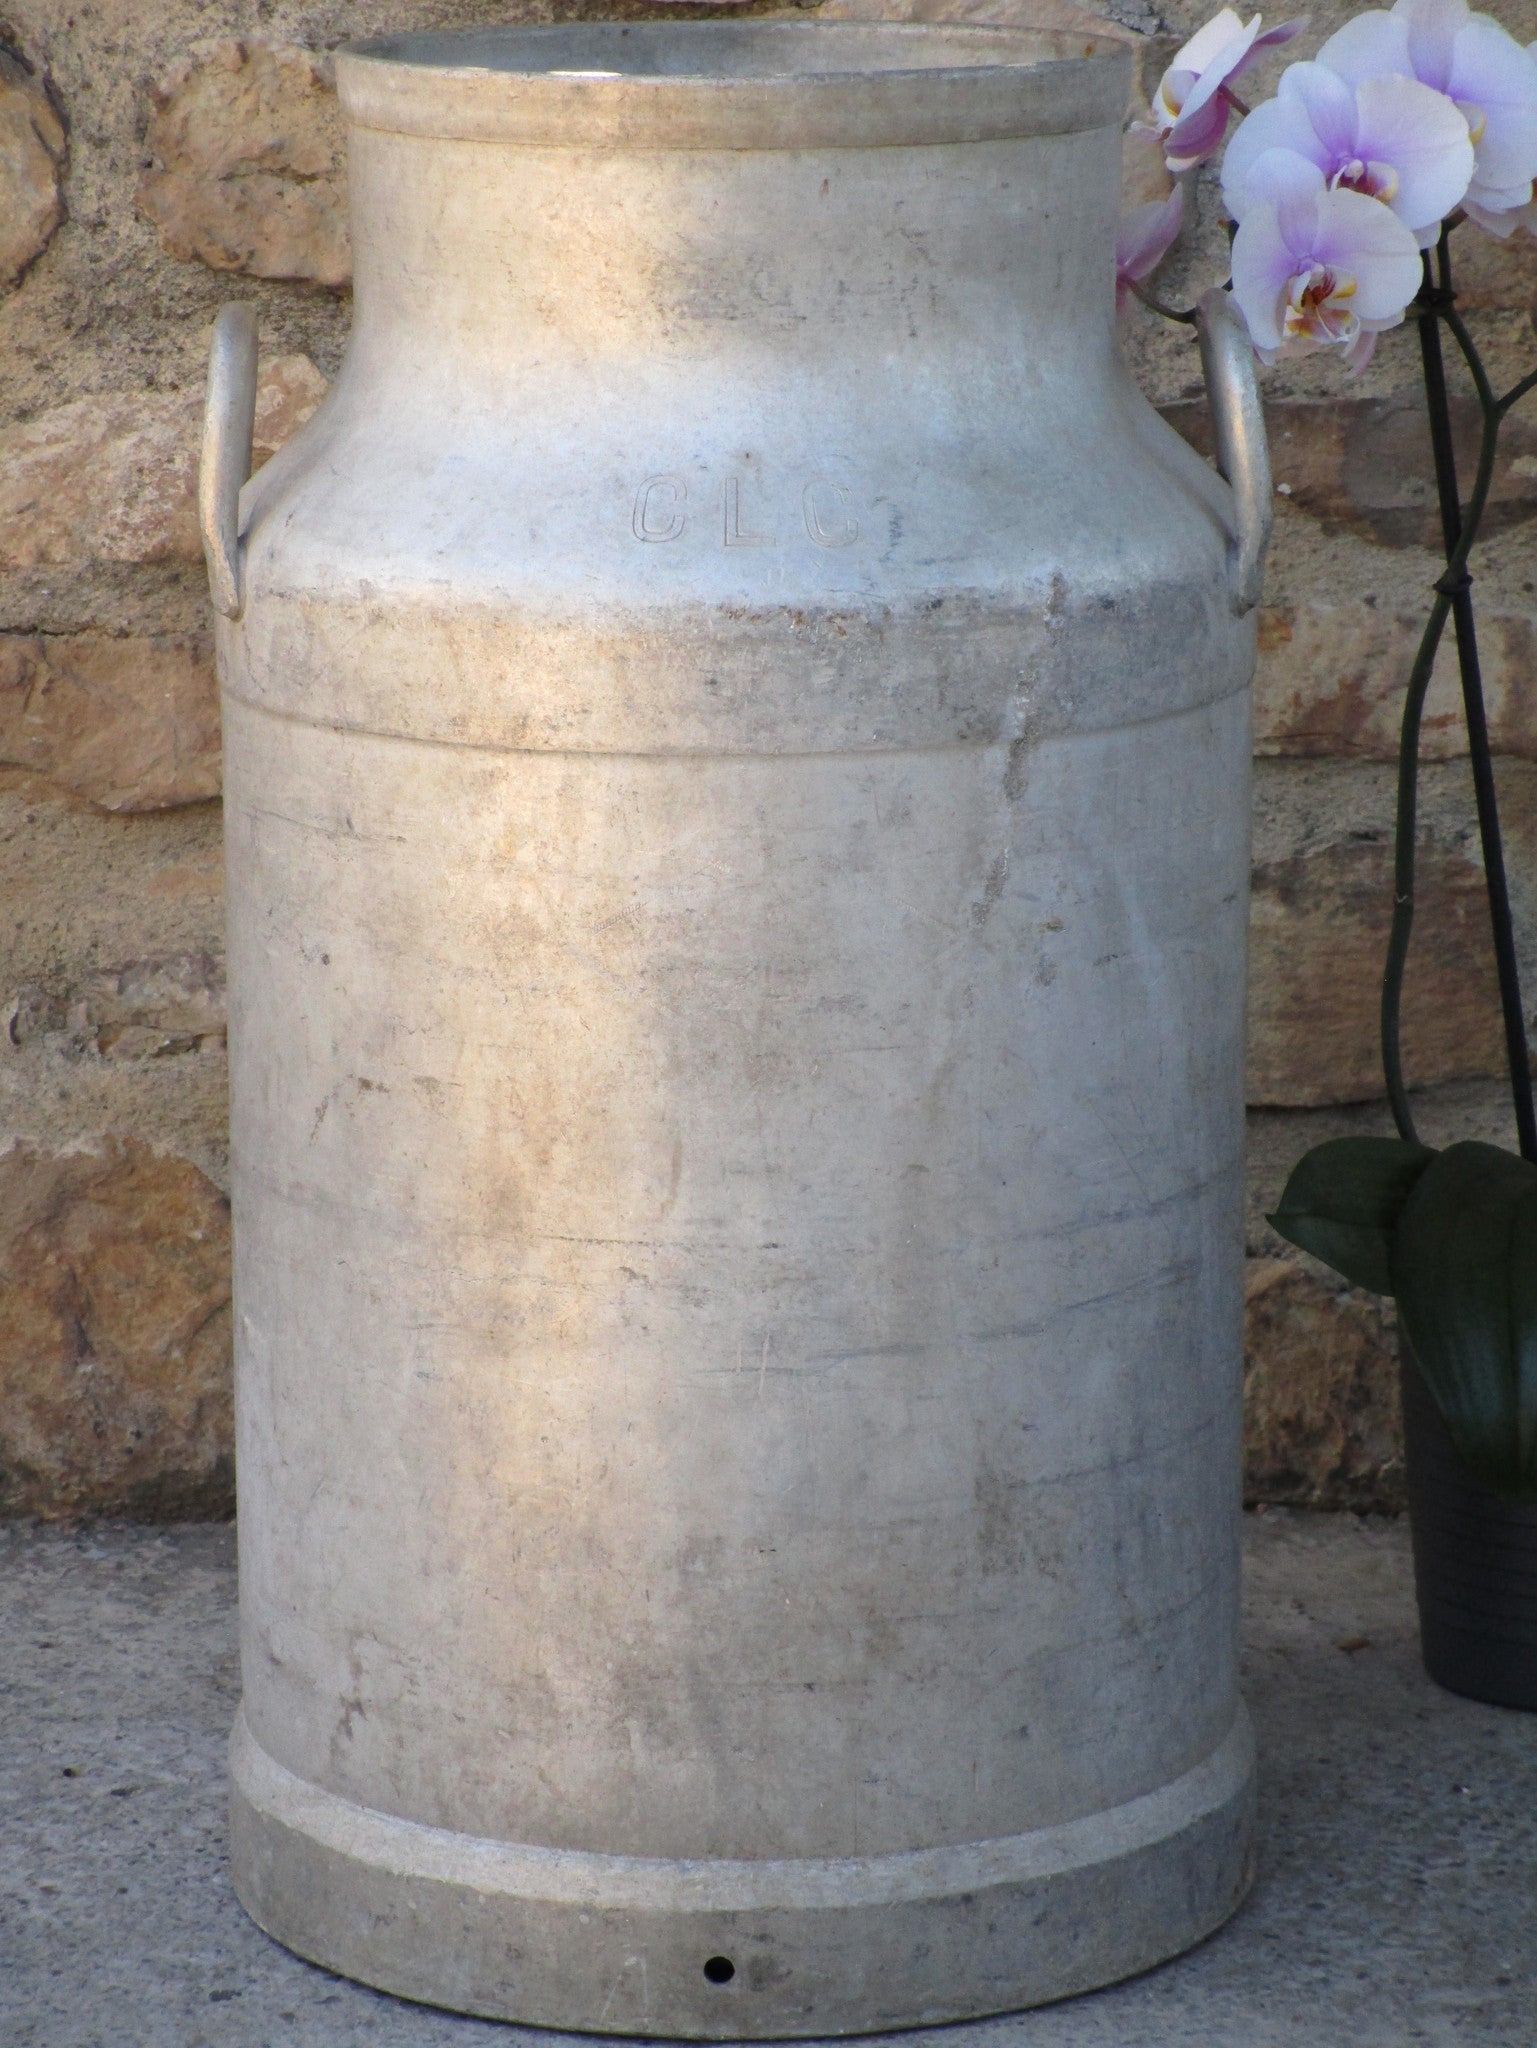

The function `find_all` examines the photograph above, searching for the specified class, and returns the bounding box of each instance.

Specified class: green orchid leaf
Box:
[1268,1136,1438,1295]
[1390,1140,1537,1502]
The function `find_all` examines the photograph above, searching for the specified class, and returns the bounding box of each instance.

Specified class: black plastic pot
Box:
[1400,1357,1537,1712]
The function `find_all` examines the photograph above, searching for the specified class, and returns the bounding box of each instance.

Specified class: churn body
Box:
[217,24,1264,2035]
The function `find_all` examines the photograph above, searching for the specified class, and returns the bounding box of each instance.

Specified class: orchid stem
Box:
[1382,232,1537,1160]
[1498,363,1537,416]
[1128,278,1198,325]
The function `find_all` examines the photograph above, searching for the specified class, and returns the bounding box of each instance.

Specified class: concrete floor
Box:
[1,1511,1534,2048]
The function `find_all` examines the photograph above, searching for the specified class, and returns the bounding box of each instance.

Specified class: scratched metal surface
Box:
[210,22,1263,2029]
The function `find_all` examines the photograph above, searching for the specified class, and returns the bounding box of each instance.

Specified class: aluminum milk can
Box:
[202,21,1272,2036]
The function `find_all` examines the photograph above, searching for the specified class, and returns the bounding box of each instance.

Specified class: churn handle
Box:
[1194,287,1273,618]
[200,304,259,621]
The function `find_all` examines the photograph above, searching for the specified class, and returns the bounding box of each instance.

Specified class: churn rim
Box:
[334,22,1132,152]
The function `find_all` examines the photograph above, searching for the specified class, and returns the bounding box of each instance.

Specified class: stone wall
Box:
[3,0,1535,1518]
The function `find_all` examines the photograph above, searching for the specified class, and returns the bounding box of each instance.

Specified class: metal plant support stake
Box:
[1383,224,1537,1158]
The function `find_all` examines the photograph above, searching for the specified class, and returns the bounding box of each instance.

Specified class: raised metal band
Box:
[336,25,1131,152]
[230,1704,1254,2037]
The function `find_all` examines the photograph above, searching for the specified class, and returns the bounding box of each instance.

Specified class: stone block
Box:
[0,40,66,291]
[0,389,201,568]
[1242,1257,1404,1512]
[1164,394,1537,548]
[1254,598,1537,762]
[250,351,330,454]
[0,354,327,572]
[0,1139,232,1519]
[1248,832,1506,1105]
[1448,224,1537,312]
[8,950,225,1062]
[0,632,219,809]
[137,41,348,287]
[0,773,226,989]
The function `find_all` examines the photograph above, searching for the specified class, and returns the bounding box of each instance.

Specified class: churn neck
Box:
[334,24,1134,378]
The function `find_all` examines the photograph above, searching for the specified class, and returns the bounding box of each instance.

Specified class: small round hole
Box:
[703,1956,736,1986]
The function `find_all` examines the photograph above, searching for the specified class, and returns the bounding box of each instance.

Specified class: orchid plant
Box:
[1121,1,1537,1498]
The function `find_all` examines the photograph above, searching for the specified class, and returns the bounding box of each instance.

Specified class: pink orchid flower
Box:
[1146,9,1310,172]
[1317,0,1537,233]
[1495,44,1537,235]
[1223,61,1474,245]
[1230,157,1424,370]
[1116,187,1186,318]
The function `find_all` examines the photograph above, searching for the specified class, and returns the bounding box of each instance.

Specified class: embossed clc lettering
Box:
[629,470,868,548]
[802,479,859,550]
[633,474,688,543]
[723,476,774,548]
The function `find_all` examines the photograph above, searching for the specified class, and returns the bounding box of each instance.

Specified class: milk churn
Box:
[204,22,1272,2035]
